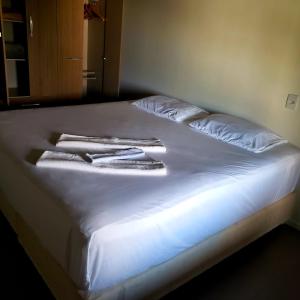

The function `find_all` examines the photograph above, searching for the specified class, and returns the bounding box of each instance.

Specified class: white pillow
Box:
[189,114,288,153]
[132,95,208,122]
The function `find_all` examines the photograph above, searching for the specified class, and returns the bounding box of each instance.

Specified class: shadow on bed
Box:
[26,132,63,165]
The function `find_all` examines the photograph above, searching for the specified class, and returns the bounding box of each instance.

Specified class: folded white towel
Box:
[56,134,167,153]
[85,148,145,164]
[36,151,167,176]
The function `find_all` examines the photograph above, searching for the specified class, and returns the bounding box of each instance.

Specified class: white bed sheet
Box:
[0,102,299,298]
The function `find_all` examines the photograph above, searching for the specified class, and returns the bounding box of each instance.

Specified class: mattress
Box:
[0,101,299,298]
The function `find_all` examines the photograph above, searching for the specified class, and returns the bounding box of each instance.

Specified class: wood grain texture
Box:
[27,0,58,99]
[1,0,85,105]
[57,0,84,99]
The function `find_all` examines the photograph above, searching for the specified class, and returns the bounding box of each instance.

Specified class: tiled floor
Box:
[1,213,300,300]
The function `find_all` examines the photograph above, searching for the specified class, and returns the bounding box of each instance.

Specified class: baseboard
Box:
[287,219,300,231]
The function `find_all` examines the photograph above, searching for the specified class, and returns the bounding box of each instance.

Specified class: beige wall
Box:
[120,0,300,148]
[120,0,300,226]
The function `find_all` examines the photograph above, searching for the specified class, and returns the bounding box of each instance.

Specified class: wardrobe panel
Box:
[60,60,83,99]
[57,0,84,98]
[27,0,58,99]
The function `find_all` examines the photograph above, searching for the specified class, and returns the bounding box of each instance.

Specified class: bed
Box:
[0,101,299,300]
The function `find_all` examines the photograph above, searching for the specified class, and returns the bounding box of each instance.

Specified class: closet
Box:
[0,0,84,105]
[57,0,84,99]
[0,0,123,107]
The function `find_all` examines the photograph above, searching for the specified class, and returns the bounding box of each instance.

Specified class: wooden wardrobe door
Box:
[27,0,58,99]
[57,0,84,99]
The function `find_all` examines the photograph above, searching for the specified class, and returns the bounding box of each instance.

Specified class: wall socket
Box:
[285,94,299,111]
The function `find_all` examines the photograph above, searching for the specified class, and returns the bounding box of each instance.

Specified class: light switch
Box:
[285,94,299,111]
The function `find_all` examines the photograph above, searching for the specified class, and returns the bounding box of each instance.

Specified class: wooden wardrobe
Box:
[0,0,124,107]
[0,0,84,106]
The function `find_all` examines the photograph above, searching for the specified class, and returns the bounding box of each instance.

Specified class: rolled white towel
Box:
[56,134,167,153]
[36,151,167,176]
[85,148,145,164]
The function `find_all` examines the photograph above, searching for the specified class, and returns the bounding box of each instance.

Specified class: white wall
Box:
[120,0,300,147]
[120,0,300,225]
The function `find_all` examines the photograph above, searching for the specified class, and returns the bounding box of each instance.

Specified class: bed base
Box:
[0,192,296,300]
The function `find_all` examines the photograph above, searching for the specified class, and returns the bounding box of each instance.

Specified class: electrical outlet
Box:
[285,94,299,111]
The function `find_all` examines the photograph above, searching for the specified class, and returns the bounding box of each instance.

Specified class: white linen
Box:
[36,151,167,176]
[85,148,144,163]
[189,114,288,153]
[56,133,167,153]
[133,95,208,122]
[0,101,299,299]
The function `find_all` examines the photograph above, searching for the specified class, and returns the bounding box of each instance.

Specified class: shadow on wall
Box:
[119,88,161,101]
[120,0,300,148]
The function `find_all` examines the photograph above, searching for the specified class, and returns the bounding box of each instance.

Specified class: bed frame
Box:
[0,192,296,300]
